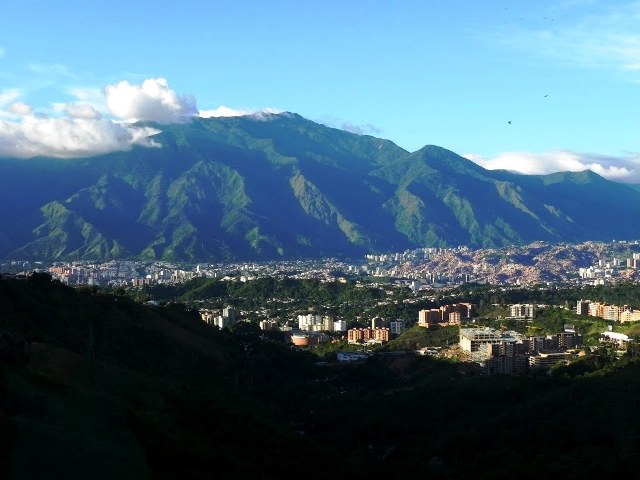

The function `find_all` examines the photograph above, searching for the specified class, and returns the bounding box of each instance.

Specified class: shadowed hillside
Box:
[0,273,338,479]
[2,274,640,478]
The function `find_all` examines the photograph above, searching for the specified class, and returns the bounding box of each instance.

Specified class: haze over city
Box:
[2,0,640,180]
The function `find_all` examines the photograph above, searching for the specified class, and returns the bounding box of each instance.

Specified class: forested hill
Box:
[2,113,640,261]
[0,273,335,478]
[2,274,640,478]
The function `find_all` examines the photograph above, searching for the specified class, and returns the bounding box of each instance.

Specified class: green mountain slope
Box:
[1,113,640,261]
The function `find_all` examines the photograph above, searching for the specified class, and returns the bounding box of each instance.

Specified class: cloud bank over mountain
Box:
[104,78,198,123]
[0,116,160,159]
[464,150,640,184]
[0,78,280,159]
[0,75,638,184]
[199,106,283,118]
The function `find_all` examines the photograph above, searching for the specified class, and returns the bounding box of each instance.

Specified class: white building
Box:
[223,306,236,321]
[333,319,348,332]
[509,304,535,318]
[371,317,384,329]
[298,313,324,331]
[259,319,279,330]
[600,331,630,346]
[459,328,501,353]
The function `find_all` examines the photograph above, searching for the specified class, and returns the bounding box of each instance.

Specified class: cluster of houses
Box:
[346,318,407,345]
[346,303,477,346]
[576,299,640,322]
[417,303,474,328]
[296,313,348,333]
[200,306,238,329]
[459,325,583,374]
[198,299,633,372]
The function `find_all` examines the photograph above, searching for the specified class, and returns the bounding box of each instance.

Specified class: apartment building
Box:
[347,327,390,344]
[390,320,405,336]
[459,328,502,353]
[418,303,473,328]
[509,303,535,318]
[577,299,640,323]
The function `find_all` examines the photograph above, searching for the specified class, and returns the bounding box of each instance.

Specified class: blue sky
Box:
[2,0,640,181]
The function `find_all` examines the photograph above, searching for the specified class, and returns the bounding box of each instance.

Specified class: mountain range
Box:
[1,112,639,262]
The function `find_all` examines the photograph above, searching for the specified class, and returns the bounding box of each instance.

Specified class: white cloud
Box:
[199,106,283,118]
[8,102,32,117]
[465,150,640,183]
[0,77,201,158]
[105,78,197,122]
[64,103,102,120]
[199,106,255,118]
[0,77,285,158]
[67,87,105,107]
[0,116,159,159]
[0,89,21,106]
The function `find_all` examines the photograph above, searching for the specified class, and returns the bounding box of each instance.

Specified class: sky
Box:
[2,0,640,181]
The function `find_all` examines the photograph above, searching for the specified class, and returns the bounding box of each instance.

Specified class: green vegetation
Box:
[141,276,384,307]
[453,281,640,310]
[3,275,640,478]
[0,274,330,478]
[4,114,640,261]
[383,325,459,350]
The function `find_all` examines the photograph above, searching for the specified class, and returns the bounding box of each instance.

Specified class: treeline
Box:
[451,282,640,310]
[383,325,460,351]
[138,276,385,306]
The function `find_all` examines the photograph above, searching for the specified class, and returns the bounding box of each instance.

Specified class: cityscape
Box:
[3,1,640,476]
[6,239,640,289]
[4,239,638,380]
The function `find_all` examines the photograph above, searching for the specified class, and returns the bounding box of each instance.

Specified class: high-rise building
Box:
[602,304,622,321]
[333,319,348,332]
[418,309,441,327]
[459,328,501,354]
[390,320,405,336]
[576,300,590,316]
[323,316,334,331]
[223,306,236,322]
[347,327,390,344]
[509,304,535,318]
[371,317,384,329]
[259,319,279,330]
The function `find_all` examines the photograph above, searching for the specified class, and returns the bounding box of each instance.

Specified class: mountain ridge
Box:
[1,112,639,261]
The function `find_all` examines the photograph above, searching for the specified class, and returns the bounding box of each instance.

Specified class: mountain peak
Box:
[2,116,640,261]
[412,144,485,174]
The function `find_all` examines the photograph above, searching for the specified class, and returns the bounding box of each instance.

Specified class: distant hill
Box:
[2,112,640,261]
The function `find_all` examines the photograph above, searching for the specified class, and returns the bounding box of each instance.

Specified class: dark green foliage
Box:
[3,276,640,478]
[383,325,460,350]
[143,276,383,306]
[0,276,329,479]
[3,114,640,261]
[459,282,640,310]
